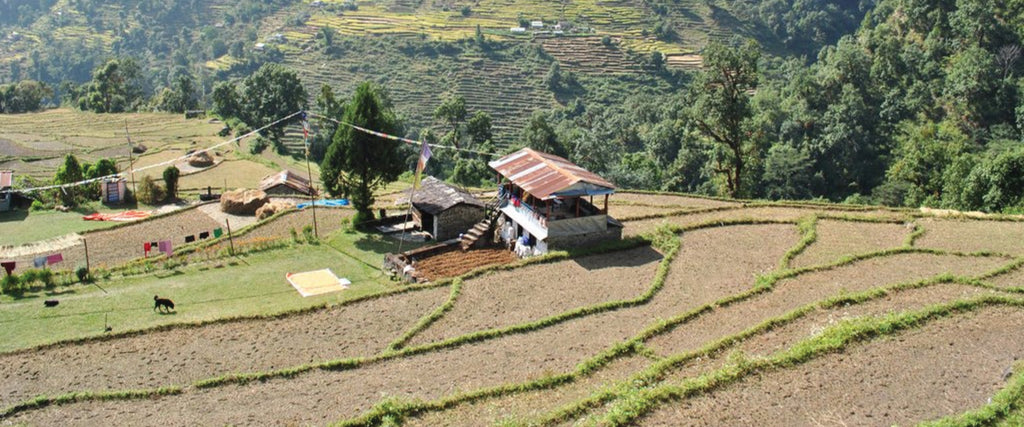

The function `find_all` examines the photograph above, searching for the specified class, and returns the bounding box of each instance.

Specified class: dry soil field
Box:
[4,195,1024,426]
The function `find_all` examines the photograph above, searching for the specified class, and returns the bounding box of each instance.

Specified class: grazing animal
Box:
[154,295,175,313]
[43,299,59,307]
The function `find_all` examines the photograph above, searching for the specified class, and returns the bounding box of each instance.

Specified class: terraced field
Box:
[5,193,1024,426]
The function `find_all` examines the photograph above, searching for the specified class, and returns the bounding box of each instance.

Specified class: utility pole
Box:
[124,119,137,201]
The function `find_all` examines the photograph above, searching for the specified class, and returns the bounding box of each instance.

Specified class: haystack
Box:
[256,200,293,220]
[188,150,215,167]
[220,188,268,215]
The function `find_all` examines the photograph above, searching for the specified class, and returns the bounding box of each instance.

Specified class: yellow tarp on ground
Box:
[286,268,350,297]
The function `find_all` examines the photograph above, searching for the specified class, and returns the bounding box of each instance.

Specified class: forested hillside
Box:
[2,0,1024,212]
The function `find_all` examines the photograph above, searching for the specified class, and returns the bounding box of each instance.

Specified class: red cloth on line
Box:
[144,242,152,252]
[46,253,63,264]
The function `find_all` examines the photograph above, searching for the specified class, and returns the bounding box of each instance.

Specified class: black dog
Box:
[44,299,59,307]
[154,295,175,313]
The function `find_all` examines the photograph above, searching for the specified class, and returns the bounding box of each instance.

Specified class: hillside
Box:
[3,193,1024,424]
[0,0,867,144]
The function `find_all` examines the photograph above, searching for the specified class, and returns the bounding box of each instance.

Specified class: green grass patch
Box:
[0,241,396,353]
[0,207,122,246]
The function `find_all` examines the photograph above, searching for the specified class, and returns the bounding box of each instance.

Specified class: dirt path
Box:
[0,286,448,408]
[640,306,1024,426]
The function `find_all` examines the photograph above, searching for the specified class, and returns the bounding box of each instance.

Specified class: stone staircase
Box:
[459,197,503,251]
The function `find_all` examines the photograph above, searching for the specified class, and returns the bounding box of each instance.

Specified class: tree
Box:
[163,166,181,201]
[210,81,240,119]
[687,40,760,198]
[522,110,566,157]
[239,63,307,141]
[54,154,85,206]
[78,58,145,113]
[320,82,405,222]
[434,94,467,147]
[160,71,199,113]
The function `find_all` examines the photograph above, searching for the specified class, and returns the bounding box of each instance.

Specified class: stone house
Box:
[411,176,485,241]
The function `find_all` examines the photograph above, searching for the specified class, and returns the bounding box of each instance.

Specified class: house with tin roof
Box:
[489,148,621,255]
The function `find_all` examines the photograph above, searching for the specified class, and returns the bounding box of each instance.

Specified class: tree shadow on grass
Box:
[0,208,28,223]
[572,245,663,270]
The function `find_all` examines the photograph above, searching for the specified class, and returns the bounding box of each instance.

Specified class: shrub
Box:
[30,200,45,211]
[460,5,471,16]
[137,176,166,205]
[303,224,316,243]
[75,266,91,283]
[601,35,612,46]
[1,274,22,295]
[249,137,269,154]
[290,227,299,243]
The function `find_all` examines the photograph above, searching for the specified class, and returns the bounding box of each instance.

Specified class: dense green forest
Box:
[2,0,1024,212]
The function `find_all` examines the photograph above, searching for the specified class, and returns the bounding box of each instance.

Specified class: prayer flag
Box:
[414,141,432,189]
[34,256,47,268]
[199,231,209,239]
[185,235,195,243]
[213,228,223,238]
[46,253,63,265]
[1,261,14,276]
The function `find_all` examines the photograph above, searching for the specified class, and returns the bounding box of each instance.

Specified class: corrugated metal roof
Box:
[412,176,485,215]
[259,170,312,195]
[489,148,614,200]
[0,170,12,189]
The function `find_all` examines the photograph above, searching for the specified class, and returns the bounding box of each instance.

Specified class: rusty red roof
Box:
[0,170,12,189]
[488,148,615,200]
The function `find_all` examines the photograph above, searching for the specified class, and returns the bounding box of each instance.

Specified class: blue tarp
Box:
[297,199,350,209]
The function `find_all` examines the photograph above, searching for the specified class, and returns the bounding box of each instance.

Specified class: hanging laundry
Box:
[34,256,47,268]
[184,235,196,243]
[1,261,14,276]
[46,253,63,265]
[158,240,172,256]
[199,231,210,239]
[213,228,223,238]
[144,242,152,253]
[151,241,158,250]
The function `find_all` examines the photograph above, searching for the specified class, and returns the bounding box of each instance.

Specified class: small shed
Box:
[259,170,314,196]
[411,176,485,241]
[0,170,12,212]
[101,177,127,204]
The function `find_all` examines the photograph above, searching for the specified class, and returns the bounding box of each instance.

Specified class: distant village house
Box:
[259,170,314,196]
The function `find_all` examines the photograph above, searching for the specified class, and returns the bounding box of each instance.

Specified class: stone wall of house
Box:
[546,222,623,250]
[436,204,485,240]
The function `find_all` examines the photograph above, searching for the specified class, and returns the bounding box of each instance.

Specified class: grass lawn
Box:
[0,207,123,246]
[0,236,404,352]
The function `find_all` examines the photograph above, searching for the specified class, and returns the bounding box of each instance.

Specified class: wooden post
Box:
[575,198,580,218]
[83,238,91,272]
[226,217,235,255]
[604,194,609,214]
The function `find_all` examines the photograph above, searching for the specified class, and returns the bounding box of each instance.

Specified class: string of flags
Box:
[306,112,503,157]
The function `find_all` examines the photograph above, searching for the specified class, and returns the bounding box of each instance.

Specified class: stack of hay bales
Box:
[220,189,268,215]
